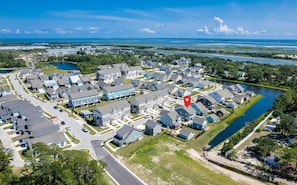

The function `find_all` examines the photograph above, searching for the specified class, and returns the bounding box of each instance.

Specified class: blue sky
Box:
[0,0,296,38]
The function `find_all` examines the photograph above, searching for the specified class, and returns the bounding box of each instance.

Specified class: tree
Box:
[0,143,18,185]
[20,143,108,185]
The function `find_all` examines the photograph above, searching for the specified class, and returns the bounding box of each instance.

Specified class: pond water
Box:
[48,62,78,70]
[207,84,283,149]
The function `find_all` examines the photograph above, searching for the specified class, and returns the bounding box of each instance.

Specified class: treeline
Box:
[64,53,140,74]
[0,142,108,185]
[0,51,26,68]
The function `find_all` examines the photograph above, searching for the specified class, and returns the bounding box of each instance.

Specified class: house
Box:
[175,88,192,98]
[245,90,255,97]
[113,124,143,147]
[103,84,135,101]
[206,114,220,123]
[144,120,162,136]
[45,89,58,101]
[30,79,44,92]
[140,81,155,90]
[57,77,70,87]
[216,108,228,117]
[96,68,121,83]
[142,60,158,68]
[130,89,168,114]
[191,102,208,116]
[43,79,59,89]
[69,75,82,86]
[175,105,196,121]
[131,79,141,87]
[226,101,238,109]
[167,84,178,95]
[93,100,130,126]
[152,72,167,81]
[169,74,182,82]
[68,89,100,108]
[122,66,143,78]
[196,95,217,110]
[196,80,211,89]
[225,84,245,94]
[97,65,112,70]
[160,111,181,128]
[79,75,93,84]
[111,78,124,86]
[234,94,245,104]
[0,88,11,97]
[192,117,207,130]
[113,63,128,69]
[150,83,168,91]
[265,156,280,168]
[178,128,194,140]
[209,89,234,103]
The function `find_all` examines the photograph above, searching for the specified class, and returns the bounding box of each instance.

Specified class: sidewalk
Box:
[0,125,25,167]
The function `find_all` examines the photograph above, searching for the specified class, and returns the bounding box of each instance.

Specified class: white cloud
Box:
[140,28,156,34]
[24,30,31,34]
[75,27,82,30]
[237,26,249,35]
[197,26,212,35]
[0,29,10,33]
[155,23,165,27]
[34,30,49,34]
[89,27,100,30]
[213,16,234,34]
[15,29,21,34]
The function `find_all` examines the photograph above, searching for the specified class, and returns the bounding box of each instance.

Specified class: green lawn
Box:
[65,132,80,144]
[82,124,96,135]
[115,133,243,185]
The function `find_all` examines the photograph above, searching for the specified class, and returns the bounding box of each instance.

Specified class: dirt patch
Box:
[151,156,160,164]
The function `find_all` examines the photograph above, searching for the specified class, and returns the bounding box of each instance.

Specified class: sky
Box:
[0,0,297,39]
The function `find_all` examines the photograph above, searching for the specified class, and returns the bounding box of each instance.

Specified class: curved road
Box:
[9,72,145,185]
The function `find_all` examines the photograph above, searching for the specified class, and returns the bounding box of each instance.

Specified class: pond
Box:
[47,62,78,70]
[207,84,283,149]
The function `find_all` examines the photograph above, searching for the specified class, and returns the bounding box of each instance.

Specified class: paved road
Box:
[91,140,145,185]
[8,72,145,185]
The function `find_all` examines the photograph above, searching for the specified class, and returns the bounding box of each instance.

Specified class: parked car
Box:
[65,126,70,131]
[53,105,58,109]
[59,109,64,112]
[61,121,65,125]
[82,127,89,132]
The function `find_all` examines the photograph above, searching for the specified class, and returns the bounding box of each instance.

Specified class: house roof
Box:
[193,117,206,124]
[97,68,121,75]
[44,79,58,87]
[116,124,134,139]
[179,128,193,137]
[69,75,81,84]
[145,120,161,129]
[94,100,130,115]
[175,105,196,115]
[208,114,219,121]
[30,131,66,145]
[30,79,43,88]
[131,88,168,105]
[104,84,134,93]
[68,89,99,99]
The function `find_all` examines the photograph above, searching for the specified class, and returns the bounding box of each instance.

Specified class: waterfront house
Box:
[93,100,130,126]
[178,128,194,140]
[113,124,143,147]
[103,84,135,101]
[209,89,234,103]
[206,114,220,123]
[192,116,207,130]
[225,84,245,94]
[216,108,228,117]
[68,89,100,108]
[130,89,168,114]
[96,68,121,83]
[234,94,245,104]
[226,101,238,109]
[144,120,162,136]
[246,90,255,97]
[160,111,181,128]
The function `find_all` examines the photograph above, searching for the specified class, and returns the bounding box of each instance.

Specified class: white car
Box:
[82,127,89,132]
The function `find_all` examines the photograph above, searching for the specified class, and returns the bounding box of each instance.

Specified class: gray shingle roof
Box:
[179,128,193,137]
[104,84,134,93]
[94,100,130,115]
[68,89,99,99]
[131,88,168,105]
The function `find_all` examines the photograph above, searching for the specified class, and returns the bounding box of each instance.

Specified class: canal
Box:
[208,84,283,148]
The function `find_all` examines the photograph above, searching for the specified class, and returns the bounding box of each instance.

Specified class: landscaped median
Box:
[65,131,80,144]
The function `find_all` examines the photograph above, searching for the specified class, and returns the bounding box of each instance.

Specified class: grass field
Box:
[114,95,262,184]
[116,133,243,185]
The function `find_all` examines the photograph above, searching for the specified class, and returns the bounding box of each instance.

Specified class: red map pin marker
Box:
[183,95,191,108]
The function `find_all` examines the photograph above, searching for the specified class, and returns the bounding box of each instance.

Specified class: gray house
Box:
[178,128,194,140]
[144,120,162,136]
[93,100,130,126]
[160,111,181,128]
[175,105,196,121]
[113,124,143,147]
[68,89,100,108]
[192,117,207,130]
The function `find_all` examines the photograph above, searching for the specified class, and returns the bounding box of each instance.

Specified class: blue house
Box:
[103,84,135,101]
[192,117,207,130]
[175,105,196,121]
